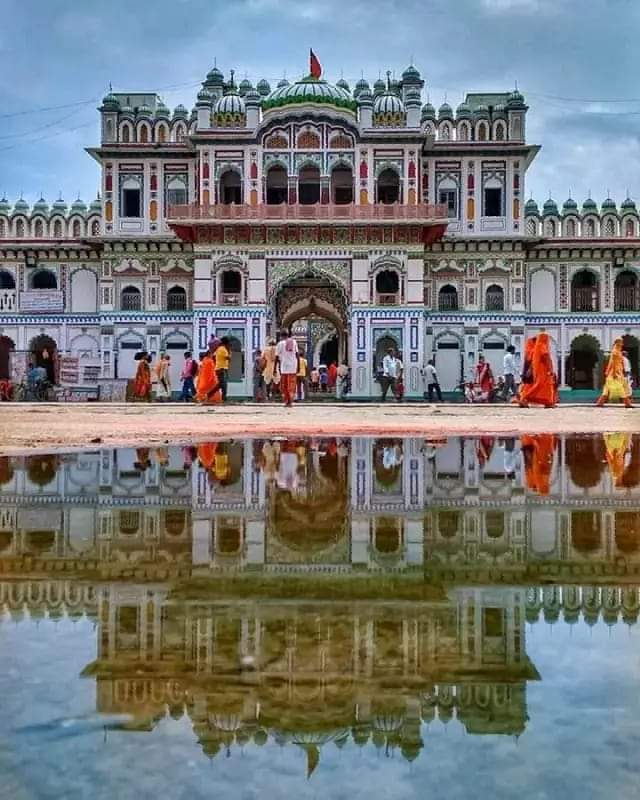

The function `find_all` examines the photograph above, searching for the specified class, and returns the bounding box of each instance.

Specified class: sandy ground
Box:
[0,401,638,454]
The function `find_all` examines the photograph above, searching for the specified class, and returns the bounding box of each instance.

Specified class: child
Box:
[310,367,320,393]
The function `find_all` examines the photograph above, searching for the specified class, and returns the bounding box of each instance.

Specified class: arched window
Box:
[494,122,506,141]
[72,219,82,238]
[614,270,638,311]
[298,164,320,205]
[53,219,63,238]
[121,176,142,218]
[440,123,450,141]
[485,284,504,311]
[485,511,505,538]
[174,123,186,142]
[121,285,142,311]
[458,122,469,142]
[604,217,616,237]
[91,219,100,236]
[167,285,187,311]
[438,177,458,218]
[477,122,488,141]
[265,165,287,205]
[0,219,5,238]
[34,219,44,238]
[15,219,25,237]
[220,269,242,304]
[166,176,187,208]
[139,124,149,143]
[566,218,577,237]
[119,511,141,536]
[377,168,400,204]
[121,123,132,143]
[331,164,353,204]
[438,284,459,311]
[0,270,15,289]
[625,219,636,237]
[571,270,599,312]
[483,176,503,217]
[297,130,320,149]
[32,269,57,290]
[375,269,400,305]
[544,219,556,237]
[156,124,168,143]
[219,169,242,204]
[585,218,596,237]
[526,217,537,236]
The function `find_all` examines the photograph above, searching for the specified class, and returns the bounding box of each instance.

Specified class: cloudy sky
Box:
[1,0,638,208]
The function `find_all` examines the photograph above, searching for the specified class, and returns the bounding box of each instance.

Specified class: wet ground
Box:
[0,402,639,455]
[1,434,640,799]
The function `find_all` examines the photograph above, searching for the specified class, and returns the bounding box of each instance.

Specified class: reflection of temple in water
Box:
[1,435,640,581]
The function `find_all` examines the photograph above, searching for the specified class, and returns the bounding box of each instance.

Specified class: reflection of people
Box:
[521,434,556,496]
[519,333,557,408]
[502,437,519,478]
[382,444,402,470]
[597,337,633,408]
[196,350,222,404]
[603,432,631,486]
[277,444,300,491]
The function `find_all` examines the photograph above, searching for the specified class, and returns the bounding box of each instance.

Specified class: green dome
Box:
[474,103,489,118]
[456,101,472,119]
[206,66,224,85]
[421,102,436,121]
[101,92,120,111]
[32,197,49,215]
[257,79,271,96]
[542,197,559,216]
[136,102,152,116]
[239,78,253,96]
[438,101,453,119]
[402,64,421,82]
[493,103,507,118]
[621,197,637,213]
[196,88,213,106]
[524,197,539,214]
[336,77,350,93]
[0,196,10,214]
[508,89,526,106]
[155,100,170,118]
[601,197,617,212]
[89,195,102,213]
[277,78,290,88]
[71,197,87,214]
[373,78,386,96]
[173,104,188,119]
[52,196,68,214]
[119,103,133,117]
[263,77,356,113]
[562,197,578,214]
[582,197,598,213]
[354,78,370,98]
[13,197,29,214]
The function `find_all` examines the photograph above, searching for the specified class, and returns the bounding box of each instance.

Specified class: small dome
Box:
[621,197,637,213]
[402,64,421,82]
[173,104,189,119]
[257,79,271,96]
[52,196,68,214]
[0,196,11,214]
[206,65,224,85]
[582,197,598,213]
[89,195,102,213]
[101,92,120,111]
[119,103,133,117]
[542,197,559,216]
[71,197,87,214]
[421,102,436,121]
[155,100,170,119]
[373,91,406,126]
[354,77,370,98]
[390,78,401,96]
[493,103,507,118]
[277,78,290,89]
[601,197,617,212]
[438,101,453,120]
[13,197,29,214]
[32,197,49,215]
[136,102,152,117]
[562,197,578,214]
[525,197,539,214]
[336,77,350,93]
[373,78,386,96]
[508,89,526,106]
[474,103,489,118]
[239,78,253,96]
[213,91,246,127]
[456,101,472,119]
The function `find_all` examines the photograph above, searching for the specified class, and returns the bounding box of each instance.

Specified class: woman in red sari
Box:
[133,354,152,401]
[474,355,494,402]
[195,350,222,404]
[519,332,557,407]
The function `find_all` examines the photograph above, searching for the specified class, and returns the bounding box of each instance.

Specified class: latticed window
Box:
[121,286,142,311]
[297,130,321,149]
[119,511,141,535]
[167,285,187,311]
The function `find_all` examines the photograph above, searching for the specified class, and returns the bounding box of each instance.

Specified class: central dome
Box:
[263,77,356,113]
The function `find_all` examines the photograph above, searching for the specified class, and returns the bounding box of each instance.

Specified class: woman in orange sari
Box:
[519,333,557,407]
[596,337,634,408]
[133,353,152,401]
[195,350,222,404]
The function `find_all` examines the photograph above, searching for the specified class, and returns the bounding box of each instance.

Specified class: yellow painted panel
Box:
[467,197,475,220]
[360,188,368,205]
[250,189,258,206]
[105,201,112,222]
[150,200,158,221]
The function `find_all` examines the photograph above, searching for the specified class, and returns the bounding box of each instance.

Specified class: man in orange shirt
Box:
[215,336,231,401]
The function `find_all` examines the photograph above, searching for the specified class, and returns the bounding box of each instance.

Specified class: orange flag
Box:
[310,49,322,79]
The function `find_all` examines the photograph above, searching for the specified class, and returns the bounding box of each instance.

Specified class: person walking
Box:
[296,349,308,401]
[215,336,231,402]
[180,351,197,402]
[253,349,265,401]
[623,349,633,392]
[133,352,152,402]
[261,338,278,400]
[473,354,494,403]
[380,347,400,401]
[597,337,634,408]
[155,354,172,401]
[327,361,338,393]
[503,345,518,398]
[275,329,299,408]
[519,333,557,408]
[310,366,320,393]
[336,361,350,400]
[423,359,443,402]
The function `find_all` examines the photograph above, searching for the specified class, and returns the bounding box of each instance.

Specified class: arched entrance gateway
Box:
[29,334,58,384]
[566,334,602,390]
[272,266,349,369]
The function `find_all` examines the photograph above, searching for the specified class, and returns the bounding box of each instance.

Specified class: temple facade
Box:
[0,58,638,397]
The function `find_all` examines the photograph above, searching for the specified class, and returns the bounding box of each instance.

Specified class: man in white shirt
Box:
[275,330,299,408]
[380,347,400,401]
[503,345,517,398]
[422,359,443,402]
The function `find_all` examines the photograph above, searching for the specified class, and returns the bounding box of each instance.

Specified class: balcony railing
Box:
[614,287,640,312]
[220,292,242,306]
[167,202,449,223]
[376,293,399,306]
[571,288,600,312]
[0,289,16,312]
[438,293,459,311]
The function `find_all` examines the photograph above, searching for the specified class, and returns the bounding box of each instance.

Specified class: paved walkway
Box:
[0,402,637,454]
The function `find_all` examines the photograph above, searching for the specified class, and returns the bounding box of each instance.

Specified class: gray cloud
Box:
[0,0,638,206]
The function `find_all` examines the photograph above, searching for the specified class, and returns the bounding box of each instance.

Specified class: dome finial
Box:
[386,70,391,91]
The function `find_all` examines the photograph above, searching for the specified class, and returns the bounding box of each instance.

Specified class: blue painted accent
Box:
[357,352,366,362]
